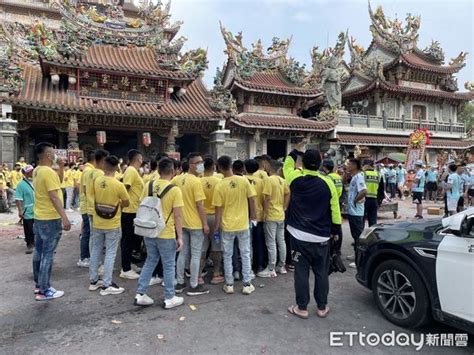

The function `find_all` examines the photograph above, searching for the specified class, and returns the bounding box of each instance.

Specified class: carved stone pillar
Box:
[67,115,79,150]
[210,128,230,158]
[0,118,18,165]
[166,121,179,153]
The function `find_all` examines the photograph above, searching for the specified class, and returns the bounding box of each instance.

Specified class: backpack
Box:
[133,181,175,238]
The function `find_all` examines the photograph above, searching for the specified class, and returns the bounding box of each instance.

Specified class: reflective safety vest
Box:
[328,172,343,198]
[364,170,380,198]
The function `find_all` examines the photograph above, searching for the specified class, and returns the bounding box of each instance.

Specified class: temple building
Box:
[0,0,225,162]
[306,2,472,164]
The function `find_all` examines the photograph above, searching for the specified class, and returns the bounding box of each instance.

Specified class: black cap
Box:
[302,149,321,171]
[322,159,335,169]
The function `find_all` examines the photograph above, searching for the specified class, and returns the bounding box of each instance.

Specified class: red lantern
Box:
[142,132,151,147]
[96,131,106,145]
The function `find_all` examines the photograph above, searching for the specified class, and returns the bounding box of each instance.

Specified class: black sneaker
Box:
[175,283,187,294]
[186,284,210,296]
[25,245,34,254]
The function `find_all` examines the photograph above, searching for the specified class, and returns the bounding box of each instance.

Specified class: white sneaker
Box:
[223,284,234,294]
[135,293,154,306]
[164,296,184,309]
[233,271,240,281]
[77,258,90,268]
[120,269,140,280]
[257,268,277,278]
[348,262,357,269]
[131,264,142,273]
[89,279,103,291]
[99,283,125,296]
[242,283,255,295]
[275,266,287,274]
[149,276,162,286]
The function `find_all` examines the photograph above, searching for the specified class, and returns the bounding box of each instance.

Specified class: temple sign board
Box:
[405,129,431,170]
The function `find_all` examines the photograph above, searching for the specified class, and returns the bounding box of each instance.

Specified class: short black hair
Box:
[150,160,158,171]
[203,157,215,171]
[232,160,245,175]
[449,164,457,172]
[261,154,272,162]
[86,150,95,163]
[349,158,362,171]
[35,142,53,157]
[268,159,282,172]
[173,159,182,171]
[181,161,189,173]
[95,149,109,164]
[158,158,174,175]
[217,155,232,171]
[155,152,169,162]
[127,149,141,163]
[302,149,321,171]
[187,152,202,162]
[322,159,335,172]
[104,155,120,169]
[68,162,75,168]
[244,159,259,174]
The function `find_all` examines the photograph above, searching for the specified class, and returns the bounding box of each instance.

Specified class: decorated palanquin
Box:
[0,0,222,160]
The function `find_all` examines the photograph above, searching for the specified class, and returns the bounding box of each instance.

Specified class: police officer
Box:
[363,160,380,227]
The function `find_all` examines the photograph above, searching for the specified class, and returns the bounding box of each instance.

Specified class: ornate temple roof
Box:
[336,133,472,149]
[230,112,336,132]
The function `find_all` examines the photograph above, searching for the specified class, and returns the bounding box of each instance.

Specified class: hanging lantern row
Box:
[96,131,107,145]
[143,132,151,147]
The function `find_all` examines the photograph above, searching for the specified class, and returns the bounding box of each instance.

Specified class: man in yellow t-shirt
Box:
[244,159,266,273]
[77,151,96,267]
[213,155,257,295]
[72,165,82,209]
[18,156,27,169]
[259,159,290,278]
[175,152,209,296]
[89,155,130,296]
[63,163,76,212]
[254,156,270,182]
[200,157,224,284]
[120,149,144,280]
[32,142,71,301]
[134,158,185,308]
[10,163,23,189]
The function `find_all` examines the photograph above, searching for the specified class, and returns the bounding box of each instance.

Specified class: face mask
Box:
[196,163,205,174]
[52,153,58,164]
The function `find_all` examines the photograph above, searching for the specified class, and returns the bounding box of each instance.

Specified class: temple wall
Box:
[384,98,397,118]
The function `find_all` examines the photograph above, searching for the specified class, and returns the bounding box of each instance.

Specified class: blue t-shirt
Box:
[348,172,366,216]
[396,168,406,183]
[387,169,397,184]
[447,173,461,201]
[15,179,35,219]
[412,169,426,193]
[427,170,438,183]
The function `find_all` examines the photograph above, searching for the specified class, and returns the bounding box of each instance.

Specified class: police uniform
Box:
[364,169,380,227]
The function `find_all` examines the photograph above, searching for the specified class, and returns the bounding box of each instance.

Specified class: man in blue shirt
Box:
[15,165,35,254]
[386,165,397,199]
[346,159,367,269]
[412,160,426,219]
[425,166,438,202]
[446,163,461,215]
[396,164,407,200]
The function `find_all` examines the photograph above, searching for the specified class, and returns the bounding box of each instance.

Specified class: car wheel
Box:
[371,260,430,328]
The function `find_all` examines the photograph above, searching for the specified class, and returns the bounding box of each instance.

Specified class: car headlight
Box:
[359,226,376,240]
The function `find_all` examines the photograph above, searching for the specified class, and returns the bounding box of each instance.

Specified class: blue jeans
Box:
[264,220,286,269]
[33,219,62,292]
[80,214,91,260]
[177,228,204,288]
[89,228,121,288]
[137,238,177,299]
[222,230,252,285]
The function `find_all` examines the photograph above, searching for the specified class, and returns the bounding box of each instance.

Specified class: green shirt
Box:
[15,179,35,219]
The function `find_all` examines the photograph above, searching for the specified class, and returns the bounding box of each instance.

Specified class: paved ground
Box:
[0,200,472,354]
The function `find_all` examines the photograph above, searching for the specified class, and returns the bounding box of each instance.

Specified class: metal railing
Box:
[339,113,465,134]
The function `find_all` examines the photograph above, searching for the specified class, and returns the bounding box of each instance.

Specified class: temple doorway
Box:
[176,134,208,158]
[267,139,287,160]
[103,130,138,160]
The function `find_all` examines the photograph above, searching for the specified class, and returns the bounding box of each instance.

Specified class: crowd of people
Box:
[2,141,473,319]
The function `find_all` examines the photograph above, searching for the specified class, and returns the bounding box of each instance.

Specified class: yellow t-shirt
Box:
[86,168,105,215]
[115,171,123,181]
[212,175,256,232]
[18,162,27,169]
[144,170,160,184]
[141,179,184,239]
[10,170,23,189]
[0,172,7,189]
[263,175,290,222]
[254,169,269,182]
[214,173,224,179]
[73,169,82,187]
[92,176,130,230]
[246,175,264,222]
[200,175,220,215]
[175,173,206,229]
[122,166,144,214]
[33,166,63,220]
[62,169,75,188]
[79,163,94,214]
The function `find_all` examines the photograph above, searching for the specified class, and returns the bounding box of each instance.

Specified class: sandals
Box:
[287,305,309,319]
[316,306,330,318]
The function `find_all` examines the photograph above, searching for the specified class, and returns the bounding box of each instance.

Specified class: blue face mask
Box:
[196,163,205,174]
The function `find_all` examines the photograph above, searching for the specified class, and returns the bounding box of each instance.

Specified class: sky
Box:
[135,0,473,90]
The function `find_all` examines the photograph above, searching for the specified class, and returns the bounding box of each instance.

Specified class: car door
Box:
[436,220,474,322]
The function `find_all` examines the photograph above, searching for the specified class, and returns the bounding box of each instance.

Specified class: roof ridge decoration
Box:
[421,40,445,63]
[0,27,23,96]
[368,0,420,54]
[209,67,237,114]
[219,22,306,86]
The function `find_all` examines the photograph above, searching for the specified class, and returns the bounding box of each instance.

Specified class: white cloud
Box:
[293,11,312,23]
